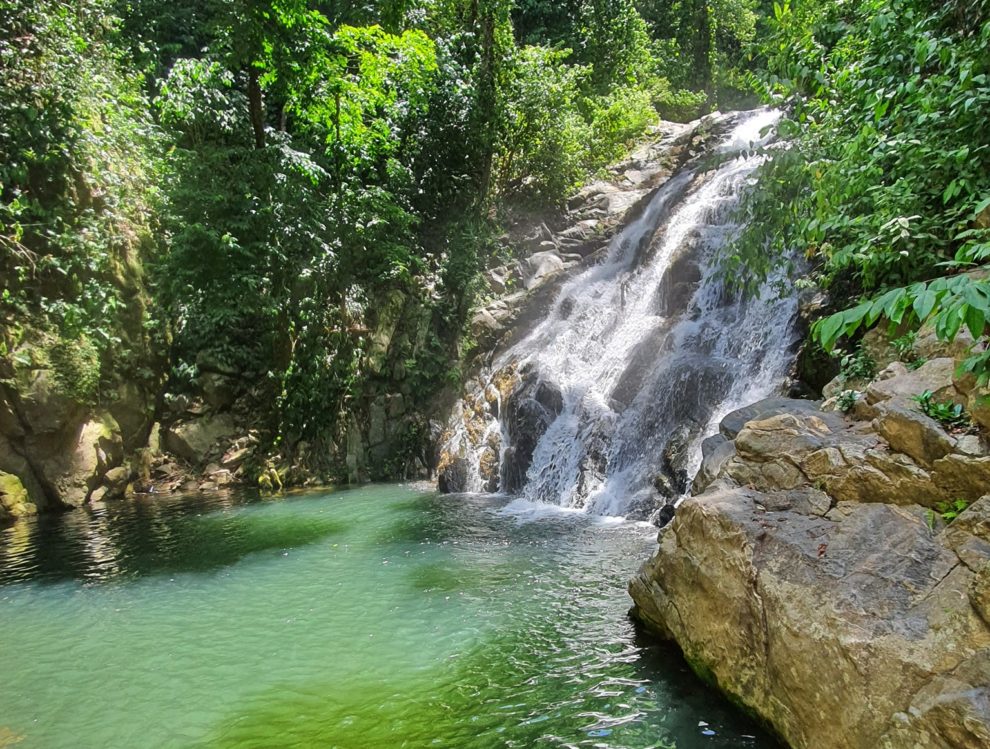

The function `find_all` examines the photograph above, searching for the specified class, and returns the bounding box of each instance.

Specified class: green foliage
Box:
[913,389,972,430]
[636,0,762,101]
[890,332,919,364]
[494,46,591,201]
[835,389,859,413]
[927,498,971,528]
[0,0,163,403]
[4,0,771,480]
[838,347,876,381]
[731,0,990,383]
[48,335,103,405]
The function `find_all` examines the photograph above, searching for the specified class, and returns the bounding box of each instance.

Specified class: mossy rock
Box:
[0,472,36,522]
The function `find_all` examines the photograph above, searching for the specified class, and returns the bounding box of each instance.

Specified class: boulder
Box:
[42,414,124,507]
[164,414,237,465]
[930,455,990,500]
[517,251,566,290]
[865,359,960,406]
[718,397,822,440]
[871,399,955,467]
[860,326,901,371]
[964,384,990,432]
[14,368,84,436]
[630,488,990,749]
[198,372,239,411]
[913,322,976,362]
[0,472,36,524]
[691,433,736,495]
[629,331,990,749]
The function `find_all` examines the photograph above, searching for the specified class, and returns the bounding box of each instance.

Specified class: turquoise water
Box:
[0,485,777,748]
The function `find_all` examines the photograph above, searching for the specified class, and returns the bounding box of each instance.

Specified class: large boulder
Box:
[871,399,955,467]
[865,359,960,406]
[164,414,237,466]
[631,358,990,749]
[16,413,125,509]
[630,488,990,749]
[718,397,822,440]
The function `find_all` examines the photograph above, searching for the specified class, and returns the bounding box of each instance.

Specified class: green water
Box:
[0,485,777,748]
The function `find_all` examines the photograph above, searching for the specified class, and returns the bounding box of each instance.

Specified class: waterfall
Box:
[440,109,800,518]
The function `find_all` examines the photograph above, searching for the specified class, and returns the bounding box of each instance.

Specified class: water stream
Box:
[0,486,778,748]
[442,110,799,517]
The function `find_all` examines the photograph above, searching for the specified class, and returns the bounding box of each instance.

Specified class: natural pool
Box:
[0,485,778,748]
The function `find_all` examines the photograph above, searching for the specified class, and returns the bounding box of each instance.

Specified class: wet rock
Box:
[501,376,563,493]
[654,502,675,528]
[692,434,736,495]
[437,446,470,493]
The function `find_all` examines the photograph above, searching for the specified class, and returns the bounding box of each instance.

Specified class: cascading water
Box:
[440,109,800,518]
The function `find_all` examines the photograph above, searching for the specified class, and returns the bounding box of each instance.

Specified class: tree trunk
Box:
[247,67,266,149]
[476,5,497,203]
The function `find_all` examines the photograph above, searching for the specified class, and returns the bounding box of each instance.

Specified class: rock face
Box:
[164,414,238,466]
[630,364,990,749]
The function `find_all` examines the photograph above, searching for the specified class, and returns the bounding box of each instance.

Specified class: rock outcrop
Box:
[631,362,990,748]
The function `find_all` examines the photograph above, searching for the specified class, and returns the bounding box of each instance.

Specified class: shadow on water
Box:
[0,492,349,584]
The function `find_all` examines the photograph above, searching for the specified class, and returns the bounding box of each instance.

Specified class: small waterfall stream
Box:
[441,109,800,518]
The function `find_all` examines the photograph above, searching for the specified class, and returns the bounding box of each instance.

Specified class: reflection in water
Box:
[0,487,779,749]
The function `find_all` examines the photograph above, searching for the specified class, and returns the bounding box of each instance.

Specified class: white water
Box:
[444,110,799,518]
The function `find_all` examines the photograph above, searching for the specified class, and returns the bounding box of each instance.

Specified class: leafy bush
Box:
[835,389,860,413]
[730,0,990,383]
[913,389,972,431]
[838,347,876,381]
[0,0,163,403]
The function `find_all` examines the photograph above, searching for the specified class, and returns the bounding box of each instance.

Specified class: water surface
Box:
[0,486,777,748]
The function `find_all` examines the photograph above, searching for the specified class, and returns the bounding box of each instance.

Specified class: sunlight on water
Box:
[0,487,778,748]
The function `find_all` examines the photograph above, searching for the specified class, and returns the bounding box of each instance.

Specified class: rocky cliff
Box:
[630,335,990,748]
